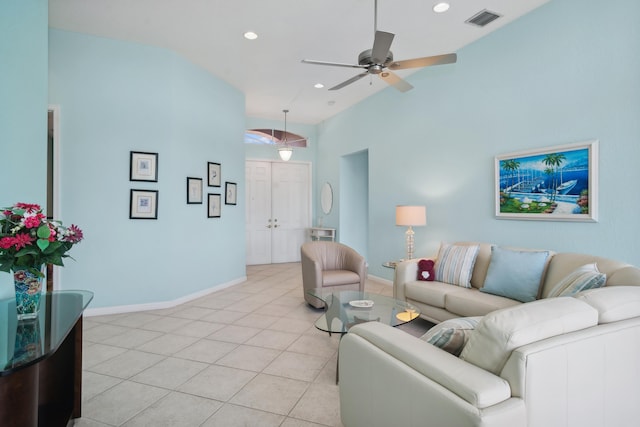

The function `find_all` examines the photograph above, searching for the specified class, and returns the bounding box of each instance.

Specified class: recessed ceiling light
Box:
[314,83,324,89]
[433,2,450,13]
[243,31,258,40]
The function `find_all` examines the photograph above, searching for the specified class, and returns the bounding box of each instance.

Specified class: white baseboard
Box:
[367,274,393,286]
[84,276,248,317]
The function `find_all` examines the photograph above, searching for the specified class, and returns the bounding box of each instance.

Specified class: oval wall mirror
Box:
[321,182,333,214]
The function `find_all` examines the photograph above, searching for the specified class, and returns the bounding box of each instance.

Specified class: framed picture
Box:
[495,140,598,222]
[225,182,237,205]
[208,194,221,218]
[130,189,158,219]
[130,151,158,182]
[187,177,203,204]
[208,162,221,187]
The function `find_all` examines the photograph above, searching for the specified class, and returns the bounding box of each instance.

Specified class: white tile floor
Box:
[78,263,433,427]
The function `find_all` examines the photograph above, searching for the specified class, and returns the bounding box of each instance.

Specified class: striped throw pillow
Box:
[421,317,482,356]
[547,263,607,298]
[434,243,480,288]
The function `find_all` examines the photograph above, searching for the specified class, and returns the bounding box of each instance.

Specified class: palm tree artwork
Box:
[501,159,521,191]
[542,153,566,201]
[496,141,595,220]
[543,167,554,189]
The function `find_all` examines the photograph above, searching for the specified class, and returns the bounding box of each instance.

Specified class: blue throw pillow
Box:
[480,246,550,303]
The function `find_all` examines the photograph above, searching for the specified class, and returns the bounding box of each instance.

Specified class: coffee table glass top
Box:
[307,290,420,334]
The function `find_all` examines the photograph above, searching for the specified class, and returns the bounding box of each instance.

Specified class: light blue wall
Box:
[317,0,640,280]
[0,0,48,298]
[49,30,246,308]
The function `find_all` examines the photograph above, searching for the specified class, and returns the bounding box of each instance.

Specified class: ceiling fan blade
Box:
[388,53,457,70]
[379,71,413,92]
[301,59,366,69]
[329,72,369,91]
[371,30,394,63]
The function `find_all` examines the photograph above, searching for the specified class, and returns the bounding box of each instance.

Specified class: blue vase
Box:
[12,265,44,320]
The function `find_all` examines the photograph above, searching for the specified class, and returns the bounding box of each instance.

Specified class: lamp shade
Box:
[396,205,426,226]
[278,147,293,161]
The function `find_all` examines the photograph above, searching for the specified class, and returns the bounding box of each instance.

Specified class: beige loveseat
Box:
[339,286,640,427]
[394,242,640,323]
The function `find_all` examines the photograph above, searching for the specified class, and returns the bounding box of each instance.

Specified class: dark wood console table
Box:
[0,291,93,427]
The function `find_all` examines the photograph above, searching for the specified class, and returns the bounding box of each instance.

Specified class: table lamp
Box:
[396,205,426,260]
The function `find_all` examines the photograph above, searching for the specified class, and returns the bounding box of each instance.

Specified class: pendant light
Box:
[278,109,293,161]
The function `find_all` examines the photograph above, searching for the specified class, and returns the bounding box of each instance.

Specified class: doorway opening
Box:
[245,160,311,265]
[47,106,61,291]
[339,150,369,259]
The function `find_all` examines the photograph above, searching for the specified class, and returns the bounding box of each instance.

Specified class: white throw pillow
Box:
[547,263,606,298]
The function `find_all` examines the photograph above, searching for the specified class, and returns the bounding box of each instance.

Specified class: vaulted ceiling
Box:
[49,0,550,124]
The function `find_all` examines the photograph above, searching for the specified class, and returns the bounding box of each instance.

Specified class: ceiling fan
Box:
[302,0,457,92]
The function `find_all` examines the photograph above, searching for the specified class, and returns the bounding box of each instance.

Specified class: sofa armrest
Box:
[340,322,523,427]
[394,258,420,300]
[346,322,511,407]
[300,246,322,291]
[342,249,367,286]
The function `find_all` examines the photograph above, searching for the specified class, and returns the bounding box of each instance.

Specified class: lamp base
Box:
[405,226,415,260]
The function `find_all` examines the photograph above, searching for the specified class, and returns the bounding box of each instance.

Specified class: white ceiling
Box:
[48,0,550,125]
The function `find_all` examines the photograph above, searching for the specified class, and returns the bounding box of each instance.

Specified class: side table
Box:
[310,227,336,241]
[0,291,94,427]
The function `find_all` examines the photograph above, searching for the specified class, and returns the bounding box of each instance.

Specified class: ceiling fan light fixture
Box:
[314,83,324,89]
[243,31,258,40]
[301,0,456,93]
[433,2,450,13]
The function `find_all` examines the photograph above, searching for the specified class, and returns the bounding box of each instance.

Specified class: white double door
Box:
[245,160,311,265]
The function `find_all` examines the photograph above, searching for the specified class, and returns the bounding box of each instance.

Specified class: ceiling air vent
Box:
[466,10,501,27]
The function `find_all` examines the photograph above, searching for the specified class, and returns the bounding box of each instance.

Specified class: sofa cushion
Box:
[480,246,550,303]
[460,297,598,375]
[445,288,521,317]
[546,263,606,298]
[434,242,480,288]
[574,286,640,324]
[421,316,482,356]
[405,280,467,309]
[322,270,361,286]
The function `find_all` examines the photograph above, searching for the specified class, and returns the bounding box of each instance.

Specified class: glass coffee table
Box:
[306,289,420,336]
[307,289,420,383]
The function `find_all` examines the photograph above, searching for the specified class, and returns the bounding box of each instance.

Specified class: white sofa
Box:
[339,286,640,427]
[394,242,640,323]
